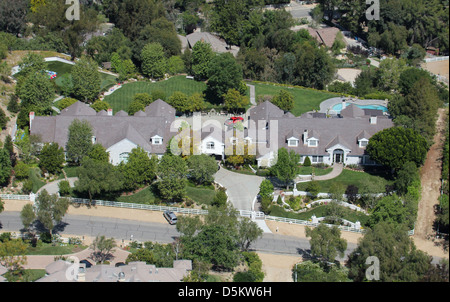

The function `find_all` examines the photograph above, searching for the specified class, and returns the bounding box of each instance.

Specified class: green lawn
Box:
[103,76,208,113]
[296,168,394,193]
[249,82,340,116]
[45,61,117,93]
[185,182,216,206]
[116,186,159,204]
[115,181,216,206]
[298,166,333,176]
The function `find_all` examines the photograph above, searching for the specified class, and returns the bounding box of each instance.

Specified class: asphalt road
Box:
[0,211,357,260]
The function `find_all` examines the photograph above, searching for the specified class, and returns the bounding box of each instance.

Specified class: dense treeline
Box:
[317,0,449,55]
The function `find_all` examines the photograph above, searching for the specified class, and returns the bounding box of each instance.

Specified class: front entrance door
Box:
[333,149,344,163]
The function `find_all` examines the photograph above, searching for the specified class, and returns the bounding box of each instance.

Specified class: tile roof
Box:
[36,260,192,282]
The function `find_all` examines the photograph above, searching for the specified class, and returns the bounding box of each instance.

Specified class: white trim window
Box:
[308,139,318,147]
[152,135,163,145]
[206,141,215,150]
[312,156,323,163]
[287,138,299,147]
[359,139,368,148]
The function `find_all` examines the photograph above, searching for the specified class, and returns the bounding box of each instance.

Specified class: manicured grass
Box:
[45,61,117,92]
[269,204,369,225]
[115,181,216,206]
[249,82,340,116]
[296,168,394,193]
[58,166,80,179]
[26,243,87,255]
[298,166,333,176]
[185,182,216,206]
[116,186,159,204]
[103,76,208,113]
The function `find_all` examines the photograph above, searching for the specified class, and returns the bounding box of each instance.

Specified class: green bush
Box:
[303,156,311,167]
[58,180,71,196]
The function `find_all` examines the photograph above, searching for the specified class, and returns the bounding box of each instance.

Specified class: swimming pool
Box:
[332,103,388,113]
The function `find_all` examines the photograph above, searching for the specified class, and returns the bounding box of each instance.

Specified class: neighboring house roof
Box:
[36,260,192,282]
[307,27,346,48]
[186,32,240,56]
[177,34,188,52]
[340,104,366,118]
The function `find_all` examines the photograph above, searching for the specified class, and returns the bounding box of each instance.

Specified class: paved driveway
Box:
[38,177,78,195]
[214,167,264,211]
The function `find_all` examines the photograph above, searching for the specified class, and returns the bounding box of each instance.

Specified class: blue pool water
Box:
[332,103,388,113]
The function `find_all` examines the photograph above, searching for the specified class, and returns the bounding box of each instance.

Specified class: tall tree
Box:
[191,40,215,81]
[305,224,347,265]
[366,127,428,172]
[205,52,244,103]
[38,143,65,174]
[34,189,70,236]
[119,147,158,191]
[71,57,101,102]
[66,119,94,166]
[74,157,124,203]
[17,72,54,110]
[156,154,188,202]
[346,222,433,282]
[140,42,167,79]
[187,154,218,185]
[0,149,12,186]
[270,148,300,189]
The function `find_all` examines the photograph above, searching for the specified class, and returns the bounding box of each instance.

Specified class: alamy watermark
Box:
[65,0,80,21]
[366,0,380,21]
[365,256,380,281]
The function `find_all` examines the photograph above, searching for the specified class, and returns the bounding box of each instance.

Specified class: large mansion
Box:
[29,99,393,167]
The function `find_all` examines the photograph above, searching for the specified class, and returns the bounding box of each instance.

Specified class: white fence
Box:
[2,194,414,235]
[424,56,449,63]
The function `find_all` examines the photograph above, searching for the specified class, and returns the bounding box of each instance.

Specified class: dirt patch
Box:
[257,252,302,282]
[265,220,363,244]
[414,108,447,240]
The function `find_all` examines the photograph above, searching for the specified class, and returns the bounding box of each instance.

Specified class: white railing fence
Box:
[2,194,415,235]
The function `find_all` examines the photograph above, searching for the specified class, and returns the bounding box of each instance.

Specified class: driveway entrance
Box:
[213,166,264,211]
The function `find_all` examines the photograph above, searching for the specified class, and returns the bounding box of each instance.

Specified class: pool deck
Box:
[319,97,389,115]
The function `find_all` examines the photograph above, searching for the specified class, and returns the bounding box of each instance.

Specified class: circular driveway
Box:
[214,166,264,211]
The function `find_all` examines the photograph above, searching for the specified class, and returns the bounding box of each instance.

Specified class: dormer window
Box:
[359,139,368,148]
[151,135,163,145]
[287,138,299,147]
[308,139,318,147]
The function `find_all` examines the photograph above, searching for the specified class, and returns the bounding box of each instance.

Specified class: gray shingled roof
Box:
[30,101,176,155]
[248,101,393,157]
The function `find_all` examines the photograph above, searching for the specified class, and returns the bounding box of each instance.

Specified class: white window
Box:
[206,141,215,150]
[152,136,163,145]
[288,139,298,147]
[119,152,129,164]
[312,156,323,163]
[308,139,317,147]
[359,139,368,147]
